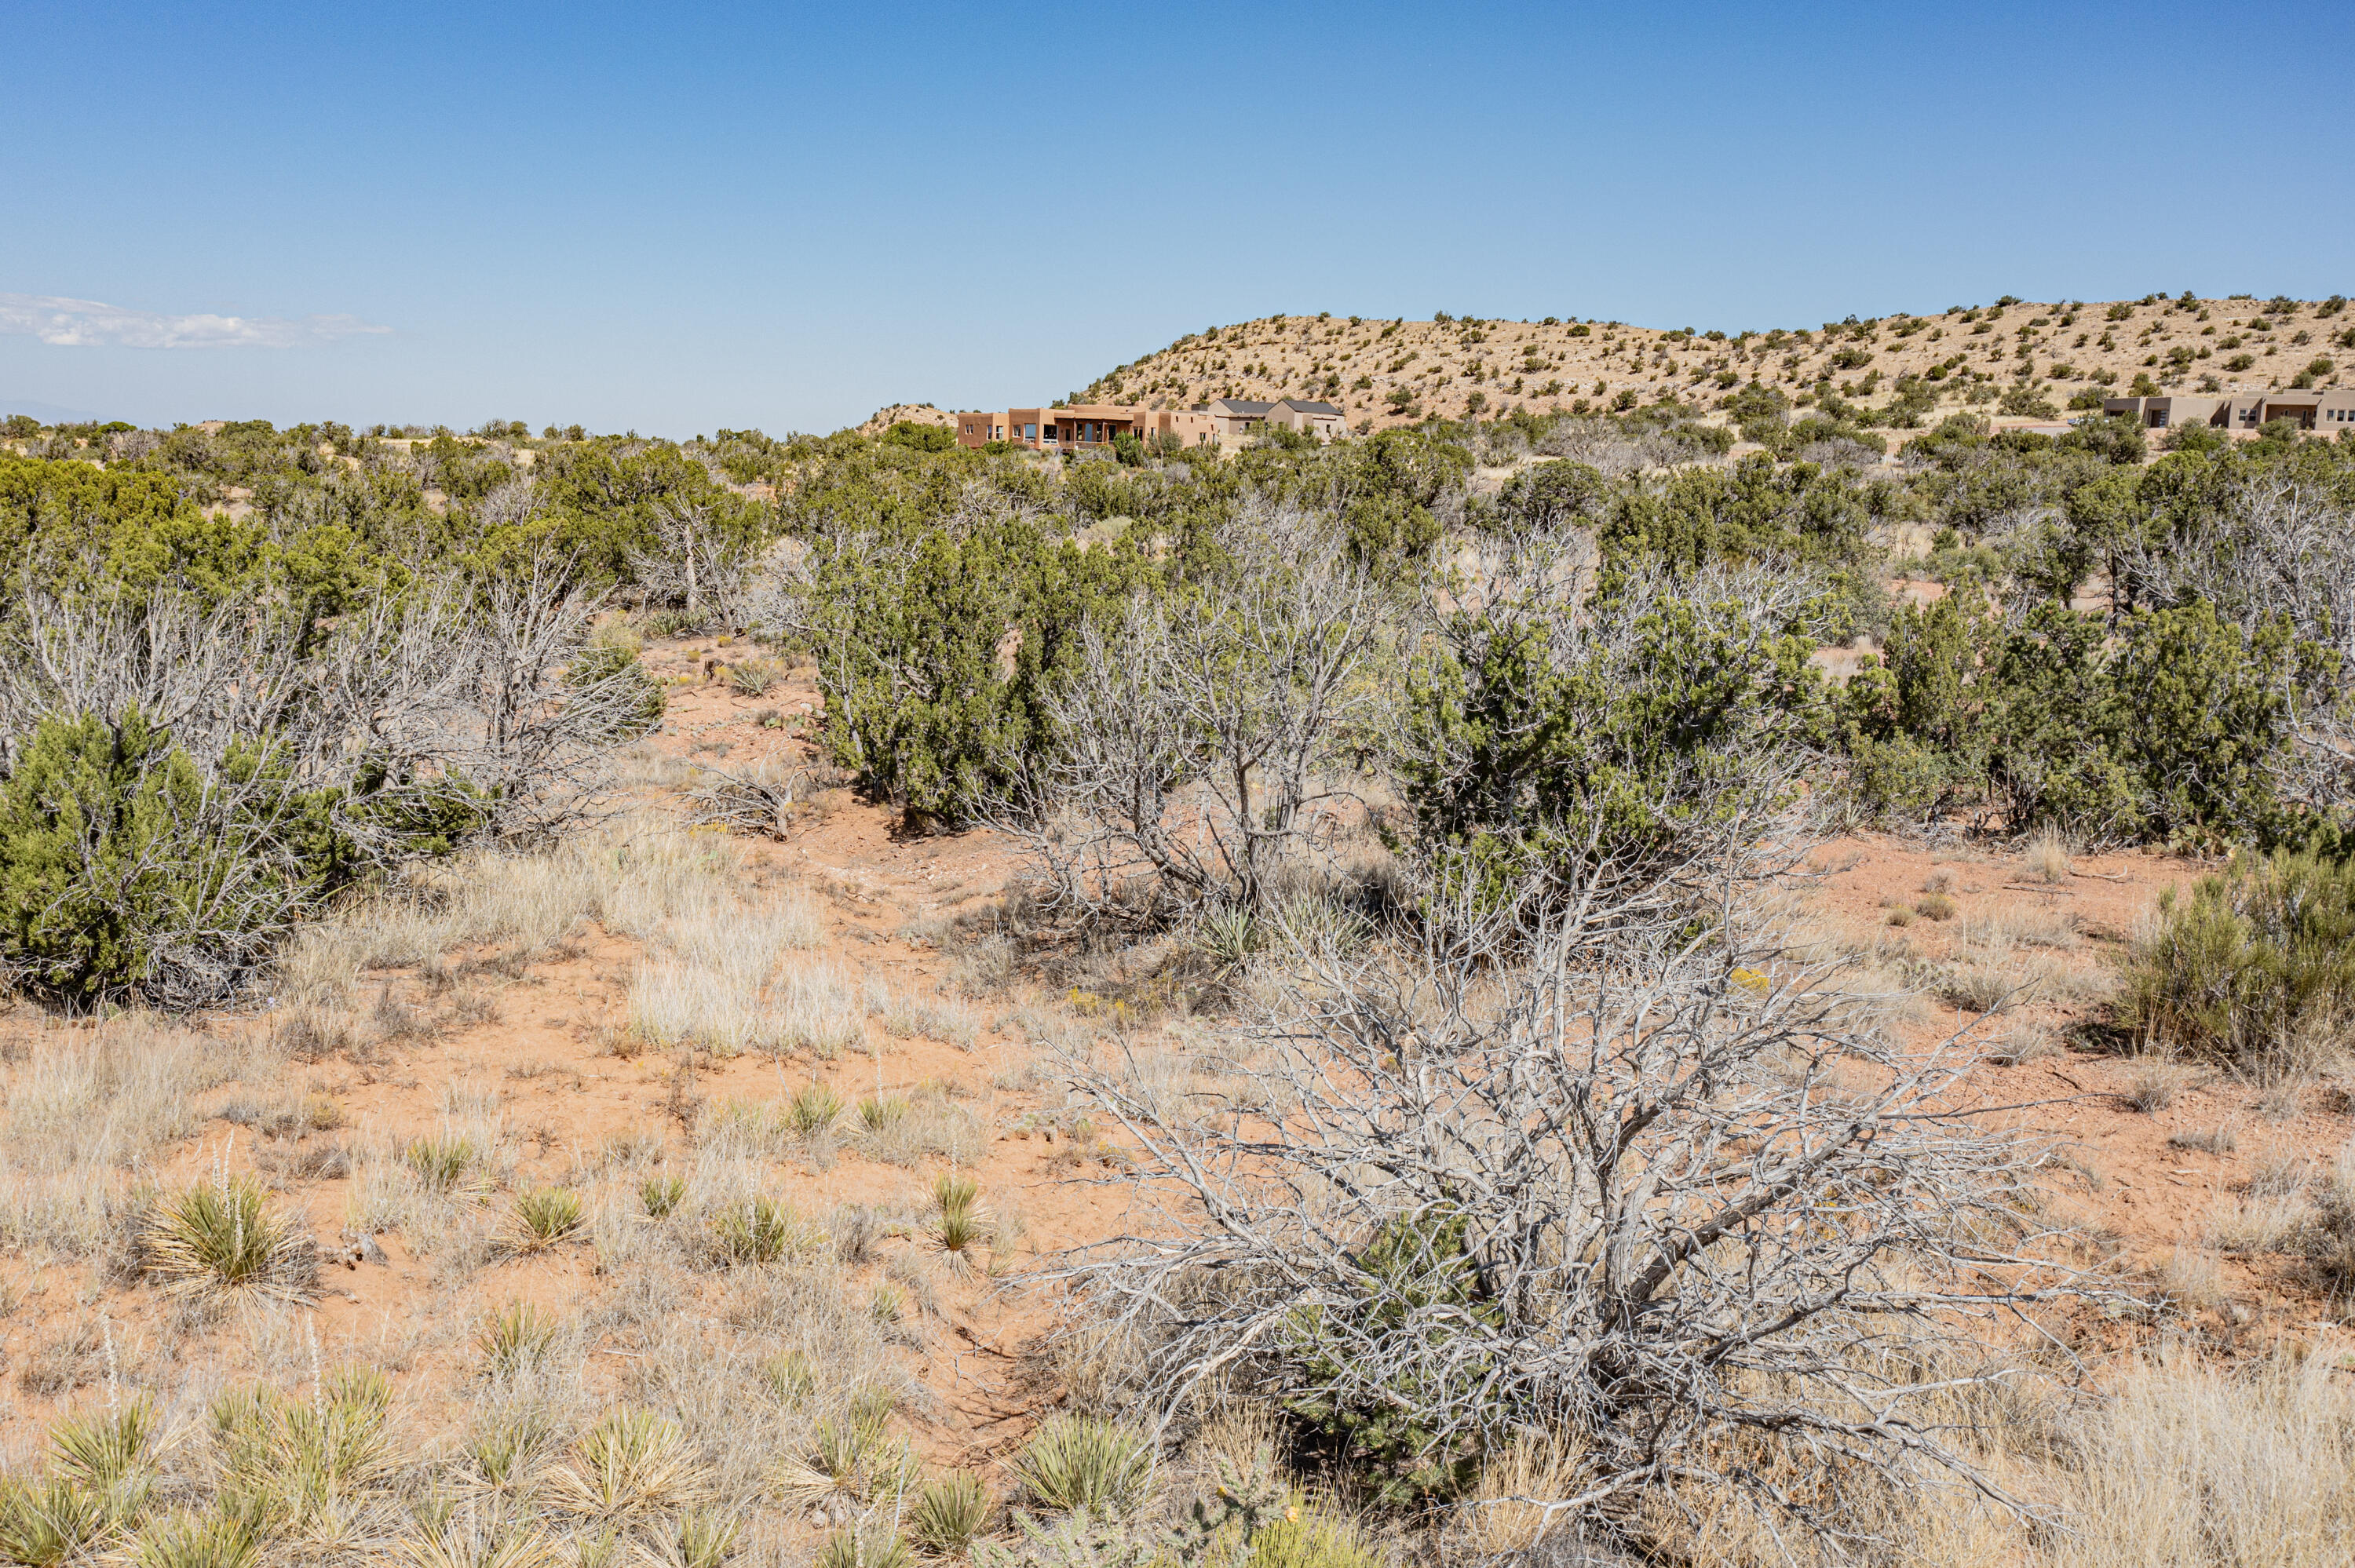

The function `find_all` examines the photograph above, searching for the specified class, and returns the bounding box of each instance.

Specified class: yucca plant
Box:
[763,1351,816,1402]
[402,1519,564,1568]
[665,1510,742,1568]
[212,1368,396,1532]
[1009,1416,1154,1518]
[640,1173,688,1219]
[815,1527,911,1568]
[547,1409,710,1522]
[909,1470,993,1555]
[869,1285,905,1325]
[147,1175,312,1301]
[934,1172,983,1256]
[403,1136,478,1191]
[476,1301,560,1377]
[0,1476,118,1568]
[787,1081,846,1136]
[466,1407,560,1493]
[126,1507,260,1568]
[857,1094,908,1133]
[783,1396,917,1508]
[51,1398,158,1493]
[708,1196,812,1265]
[509,1188,585,1249]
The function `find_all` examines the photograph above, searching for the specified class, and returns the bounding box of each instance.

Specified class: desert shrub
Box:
[0,709,334,1006]
[787,509,1151,825]
[1021,506,1382,918]
[1069,790,2071,1541]
[1841,585,2322,843]
[567,643,666,735]
[2119,849,2355,1068]
[1402,549,1827,935]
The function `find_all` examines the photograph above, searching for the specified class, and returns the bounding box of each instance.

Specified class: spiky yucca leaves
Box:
[544,1409,711,1522]
[911,1469,994,1555]
[0,1477,119,1567]
[126,1508,261,1568]
[0,1398,161,1566]
[934,1171,984,1258]
[776,1391,918,1505]
[403,1136,480,1191]
[476,1301,560,1378]
[146,1175,315,1301]
[401,1515,564,1568]
[508,1189,585,1250]
[654,1510,742,1568]
[1009,1417,1154,1518]
[210,1369,397,1544]
[706,1195,817,1265]
[640,1173,688,1218]
[815,1526,915,1568]
[787,1080,845,1136]
[464,1406,564,1497]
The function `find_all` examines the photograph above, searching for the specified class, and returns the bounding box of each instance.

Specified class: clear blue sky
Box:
[2,1,2346,436]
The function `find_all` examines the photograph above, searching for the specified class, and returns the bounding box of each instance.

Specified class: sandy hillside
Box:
[1074,294,2352,432]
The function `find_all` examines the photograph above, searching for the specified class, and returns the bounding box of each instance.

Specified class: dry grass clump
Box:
[2022,826,2075,884]
[0,1016,265,1257]
[276,815,742,1007]
[2043,1351,2355,1565]
[2123,1057,2186,1112]
[777,961,864,1058]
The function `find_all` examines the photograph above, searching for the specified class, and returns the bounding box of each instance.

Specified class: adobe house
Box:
[1203,398,1276,442]
[1265,399,1349,441]
[955,403,1228,452]
[2104,388,2355,432]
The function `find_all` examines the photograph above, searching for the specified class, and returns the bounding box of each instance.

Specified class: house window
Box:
[1024,424,1037,439]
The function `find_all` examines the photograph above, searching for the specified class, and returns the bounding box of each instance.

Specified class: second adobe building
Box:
[952,397,1349,453]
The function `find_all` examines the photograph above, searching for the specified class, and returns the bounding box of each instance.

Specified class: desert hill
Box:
[1079,291,2352,432]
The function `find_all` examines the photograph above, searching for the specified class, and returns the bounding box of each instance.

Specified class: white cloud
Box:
[0,293,392,349]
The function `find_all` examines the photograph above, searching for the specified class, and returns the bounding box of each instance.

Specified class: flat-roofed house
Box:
[1267,399,1349,441]
[2105,388,2355,432]
[1203,399,1275,442]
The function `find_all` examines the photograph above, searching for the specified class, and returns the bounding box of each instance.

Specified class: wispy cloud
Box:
[0,293,392,349]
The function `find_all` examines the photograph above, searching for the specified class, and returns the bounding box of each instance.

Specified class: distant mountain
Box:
[0,396,104,425]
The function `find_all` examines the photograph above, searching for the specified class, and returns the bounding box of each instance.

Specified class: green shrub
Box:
[567,642,666,735]
[2119,850,2355,1068]
[0,709,332,1006]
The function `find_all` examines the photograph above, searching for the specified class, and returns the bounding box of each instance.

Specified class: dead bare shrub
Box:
[1064,888,2083,1541]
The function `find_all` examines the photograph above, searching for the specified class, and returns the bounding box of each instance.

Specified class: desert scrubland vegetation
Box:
[0,331,2352,1567]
